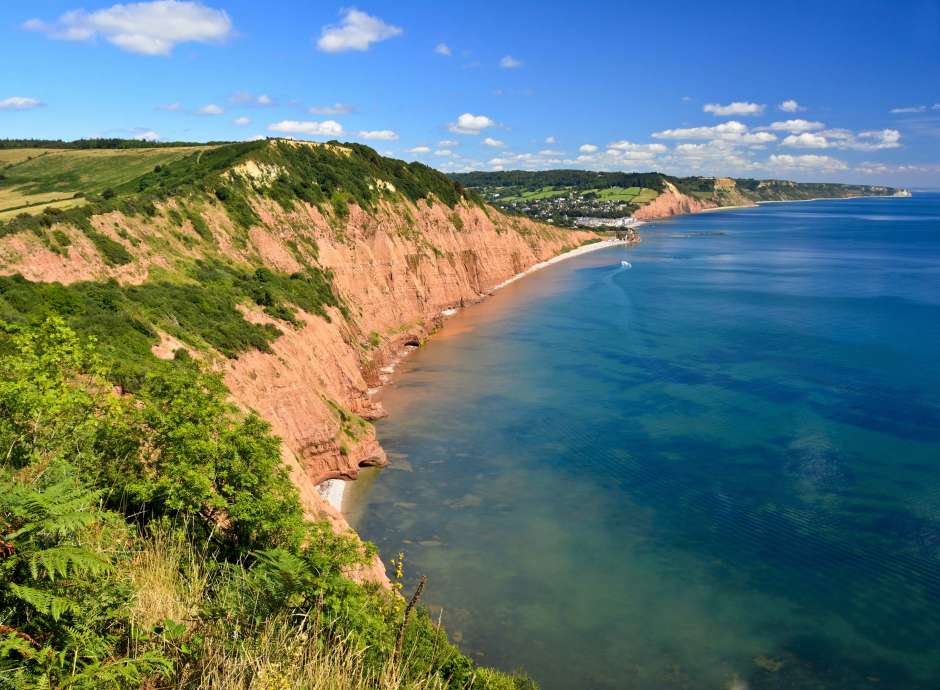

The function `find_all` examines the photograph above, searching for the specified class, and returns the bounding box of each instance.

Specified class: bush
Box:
[0,319,538,689]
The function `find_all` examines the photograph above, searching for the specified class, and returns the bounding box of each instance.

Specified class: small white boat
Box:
[621,260,632,269]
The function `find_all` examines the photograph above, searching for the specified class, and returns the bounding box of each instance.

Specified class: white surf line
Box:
[492,237,636,292]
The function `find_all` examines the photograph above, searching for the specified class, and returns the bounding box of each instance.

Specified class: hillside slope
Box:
[451,170,906,226]
[0,140,599,577]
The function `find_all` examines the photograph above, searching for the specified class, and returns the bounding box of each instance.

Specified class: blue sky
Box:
[2,0,939,187]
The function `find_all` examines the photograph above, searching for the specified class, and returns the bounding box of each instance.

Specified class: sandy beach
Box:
[492,237,635,291]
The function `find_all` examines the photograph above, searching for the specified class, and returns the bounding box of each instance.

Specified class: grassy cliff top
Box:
[0,138,473,224]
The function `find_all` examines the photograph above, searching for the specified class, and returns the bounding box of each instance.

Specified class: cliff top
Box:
[0,138,475,230]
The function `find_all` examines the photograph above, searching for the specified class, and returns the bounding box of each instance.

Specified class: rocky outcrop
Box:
[633,181,718,220]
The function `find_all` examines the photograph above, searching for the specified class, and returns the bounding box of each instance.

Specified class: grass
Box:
[493,185,660,207]
[0,148,63,166]
[0,146,214,216]
[592,186,658,203]
[0,260,346,391]
[119,521,535,690]
[0,195,85,220]
[499,186,571,203]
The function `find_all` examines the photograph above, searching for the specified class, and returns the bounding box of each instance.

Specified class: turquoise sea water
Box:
[346,196,940,690]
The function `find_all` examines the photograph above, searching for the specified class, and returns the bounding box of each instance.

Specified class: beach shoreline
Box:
[326,235,636,514]
[492,236,636,291]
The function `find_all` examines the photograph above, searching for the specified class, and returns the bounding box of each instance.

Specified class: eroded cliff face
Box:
[0,194,597,583]
[633,181,718,220]
[221,200,596,495]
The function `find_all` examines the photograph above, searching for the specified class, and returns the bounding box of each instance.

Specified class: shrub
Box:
[0,319,538,689]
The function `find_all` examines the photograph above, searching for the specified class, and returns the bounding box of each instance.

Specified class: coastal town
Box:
[467,184,655,227]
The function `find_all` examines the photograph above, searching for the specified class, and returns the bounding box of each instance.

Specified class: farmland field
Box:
[0,146,214,216]
[593,186,658,203]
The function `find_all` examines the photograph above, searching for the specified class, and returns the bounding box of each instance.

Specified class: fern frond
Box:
[0,631,36,660]
[8,584,78,621]
[63,651,171,689]
[28,546,111,582]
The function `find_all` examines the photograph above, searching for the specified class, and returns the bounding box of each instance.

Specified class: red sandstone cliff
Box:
[633,181,718,220]
[0,192,599,583]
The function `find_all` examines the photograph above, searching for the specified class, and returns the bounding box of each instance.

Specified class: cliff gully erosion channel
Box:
[346,195,940,690]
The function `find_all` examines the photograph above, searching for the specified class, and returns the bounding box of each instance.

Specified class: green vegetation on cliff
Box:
[0,318,536,689]
[1,139,473,225]
[0,138,475,388]
[0,141,536,688]
[0,260,344,391]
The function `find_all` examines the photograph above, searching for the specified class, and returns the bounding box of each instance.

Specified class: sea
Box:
[346,194,940,690]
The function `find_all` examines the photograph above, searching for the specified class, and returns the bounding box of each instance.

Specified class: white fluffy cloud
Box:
[889,105,926,114]
[778,99,805,112]
[768,119,825,133]
[407,146,431,154]
[545,136,556,144]
[434,42,451,56]
[267,120,344,136]
[438,139,459,147]
[579,144,598,153]
[703,101,765,116]
[768,154,848,172]
[434,149,455,157]
[483,137,506,148]
[499,55,522,69]
[317,9,401,53]
[448,113,495,135]
[486,151,566,171]
[854,129,901,150]
[309,103,354,116]
[607,140,668,154]
[197,103,223,115]
[233,116,250,126]
[653,121,776,144]
[132,129,160,141]
[666,140,758,173]
[24,1,233,56]
[782,132,830,148]
[0,96,42,110]
[358,129,398,141]
[817,128,901,151]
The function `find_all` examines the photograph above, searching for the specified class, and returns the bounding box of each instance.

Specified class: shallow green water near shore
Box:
[347,196,940,689]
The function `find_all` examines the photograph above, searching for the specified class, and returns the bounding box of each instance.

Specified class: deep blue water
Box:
[347,195,940,690]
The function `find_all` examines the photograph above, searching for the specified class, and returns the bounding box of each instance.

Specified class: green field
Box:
[589,186,659,203]
[499,185,573,202]
[497,185,660,205]
[0,146,214,217]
